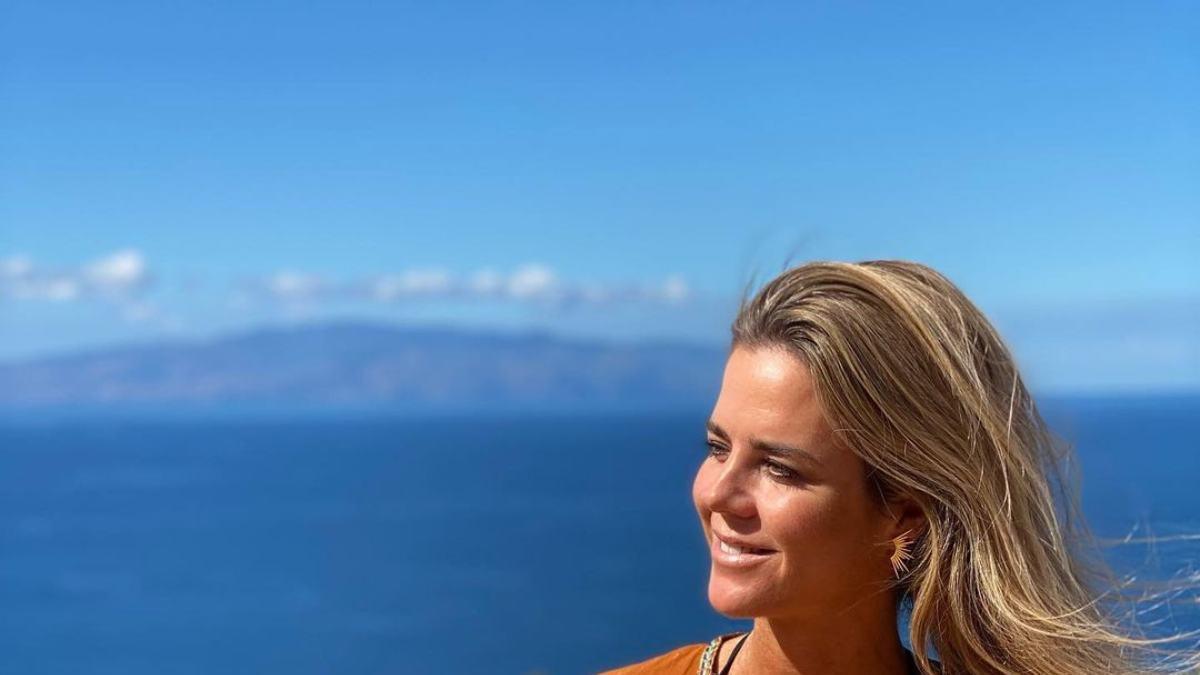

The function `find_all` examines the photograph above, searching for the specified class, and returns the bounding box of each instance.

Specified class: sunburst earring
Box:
[890,530,914,578]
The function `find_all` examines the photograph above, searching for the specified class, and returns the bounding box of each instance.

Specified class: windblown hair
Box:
[731,259,1200,675]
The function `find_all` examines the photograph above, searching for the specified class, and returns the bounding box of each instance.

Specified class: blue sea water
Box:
[0,396,1197,674]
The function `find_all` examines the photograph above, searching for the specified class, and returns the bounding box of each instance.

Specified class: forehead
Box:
[711,345,838,456]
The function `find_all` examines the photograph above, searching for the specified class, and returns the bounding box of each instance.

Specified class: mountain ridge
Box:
[0,319,727,412]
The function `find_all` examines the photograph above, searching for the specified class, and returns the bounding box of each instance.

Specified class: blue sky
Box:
[1,1,1197,391]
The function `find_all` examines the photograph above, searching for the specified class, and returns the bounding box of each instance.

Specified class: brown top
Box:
[600,634,743,675]
[600,634,929,675]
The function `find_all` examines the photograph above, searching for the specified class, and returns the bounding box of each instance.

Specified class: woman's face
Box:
[693,345,896,621]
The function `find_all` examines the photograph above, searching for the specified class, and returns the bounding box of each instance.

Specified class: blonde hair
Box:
[730,259,1200,675]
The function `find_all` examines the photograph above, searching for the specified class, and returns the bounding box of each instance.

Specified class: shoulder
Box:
[599,641,709,675]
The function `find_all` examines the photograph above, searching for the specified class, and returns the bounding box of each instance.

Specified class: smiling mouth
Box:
[711,534,776,568]
[717,538,774,556]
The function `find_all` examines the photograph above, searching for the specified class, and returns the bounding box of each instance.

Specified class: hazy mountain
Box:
[0,321,727,414]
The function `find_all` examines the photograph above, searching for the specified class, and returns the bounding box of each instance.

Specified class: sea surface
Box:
[0,395,1197,674]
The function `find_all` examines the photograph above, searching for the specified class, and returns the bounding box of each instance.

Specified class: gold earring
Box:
[890,530,914,578]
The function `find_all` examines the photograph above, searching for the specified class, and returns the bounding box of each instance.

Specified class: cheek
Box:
[766,490,870,567]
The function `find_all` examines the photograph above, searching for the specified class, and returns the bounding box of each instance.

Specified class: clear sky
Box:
[2,1,1197,392]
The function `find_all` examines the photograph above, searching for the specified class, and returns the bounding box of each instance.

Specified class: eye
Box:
[705,441,800,482]
[704,440,729,459]
[764,461,799,481]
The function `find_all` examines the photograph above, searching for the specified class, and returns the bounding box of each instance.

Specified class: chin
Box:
[707,575,767,618]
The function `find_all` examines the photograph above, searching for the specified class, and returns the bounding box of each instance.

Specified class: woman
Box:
[603,260,1198,675]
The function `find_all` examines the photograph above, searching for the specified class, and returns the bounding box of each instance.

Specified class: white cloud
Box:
[0,249,151,303]
[468,268,504,296]
[0,254,33,279]
[507,264,558,300]
[245,263,693,311]
[578,283,611,304]
[370,268,454,301]
[83,249,149,294]
[264,271,326,300]
[0,248,185,332]
[120,300,159,323]
[660,275,690,304]
[41,278,81,302]
[226,291,255,312]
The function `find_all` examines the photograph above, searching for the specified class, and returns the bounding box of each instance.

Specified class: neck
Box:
[738,595,909,675]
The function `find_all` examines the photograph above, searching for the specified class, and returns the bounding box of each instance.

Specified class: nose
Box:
[699,450,757,519]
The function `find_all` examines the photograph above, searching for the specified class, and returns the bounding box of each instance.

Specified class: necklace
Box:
[701,632,925,674]
[718,632,750,675]
[698,632,750,675]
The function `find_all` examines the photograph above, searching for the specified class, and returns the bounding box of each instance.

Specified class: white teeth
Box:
[719,539,763,555]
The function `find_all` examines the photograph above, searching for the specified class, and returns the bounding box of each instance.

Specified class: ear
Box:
[882,494,927,544]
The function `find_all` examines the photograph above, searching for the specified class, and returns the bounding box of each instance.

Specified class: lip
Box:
[711,531,777,568]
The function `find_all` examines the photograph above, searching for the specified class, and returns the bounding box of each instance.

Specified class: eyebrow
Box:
[706,419,823,467]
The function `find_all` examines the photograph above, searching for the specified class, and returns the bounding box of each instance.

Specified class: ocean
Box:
[0,395,1197,674]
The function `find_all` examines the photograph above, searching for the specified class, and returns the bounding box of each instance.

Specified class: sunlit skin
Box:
[693,345,925,674]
